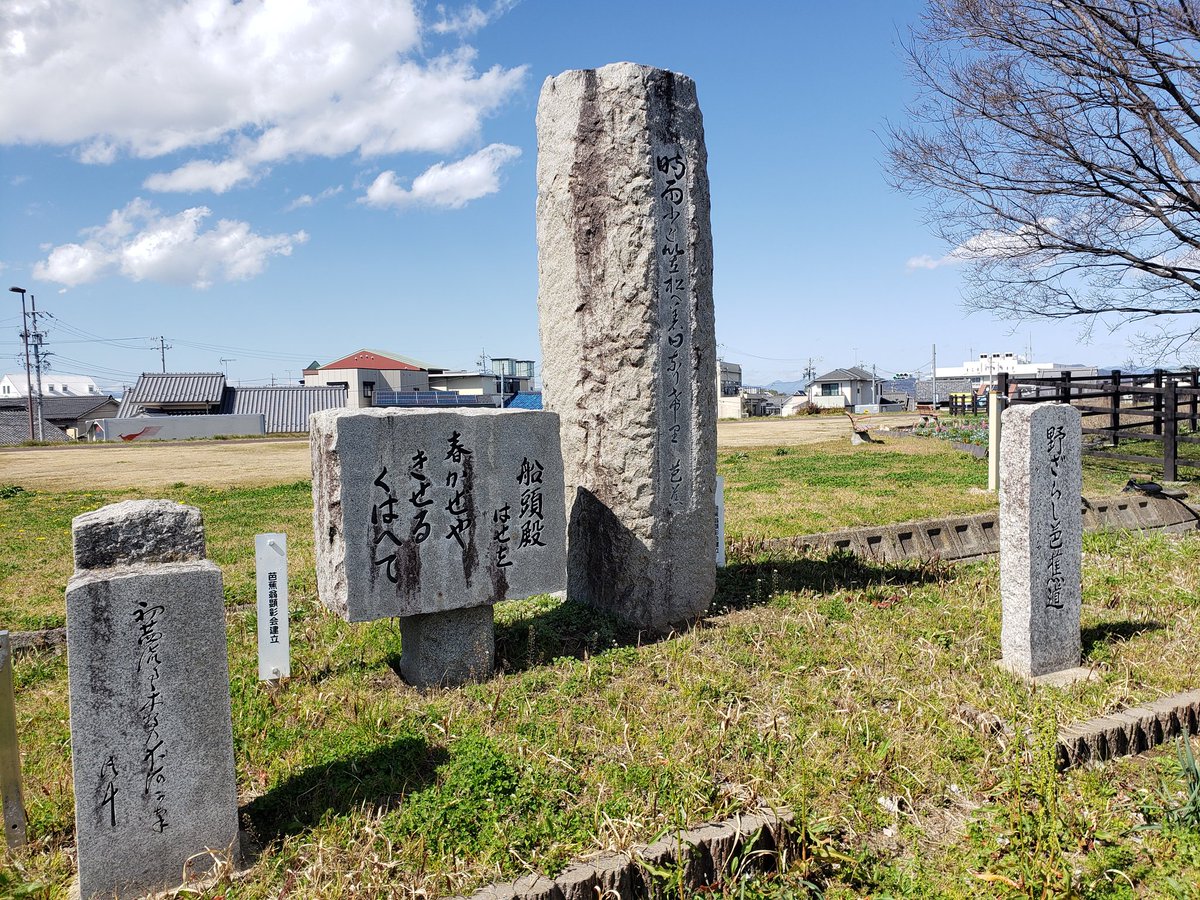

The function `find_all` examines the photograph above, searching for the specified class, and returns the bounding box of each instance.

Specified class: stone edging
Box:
[453,809,795,900]
[1057,690,1200,771]
[8,627,65,653]
[730,493,1198,565]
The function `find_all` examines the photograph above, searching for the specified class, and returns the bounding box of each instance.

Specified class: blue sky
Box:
[0,0,1151,393]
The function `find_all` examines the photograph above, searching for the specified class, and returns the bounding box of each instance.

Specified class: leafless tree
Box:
[889,0,1200,359]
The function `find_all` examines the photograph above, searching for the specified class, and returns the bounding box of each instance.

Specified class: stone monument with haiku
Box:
[310,407,566,686]
[999,402,1089,683]
[535,62,718,630]
[66,500,239,900]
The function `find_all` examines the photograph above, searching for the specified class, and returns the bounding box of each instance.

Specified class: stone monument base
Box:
[998,659,1099,688]
[399,605,495,688]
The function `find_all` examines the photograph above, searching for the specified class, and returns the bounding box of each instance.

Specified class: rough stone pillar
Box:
[999,402,1086,682]
[66,500,239,900]
[536,62,717,630]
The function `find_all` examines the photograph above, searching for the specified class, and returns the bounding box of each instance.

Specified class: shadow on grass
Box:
[715,548,952,612]
[491,599,646,675]
[242,734,447,845]
[482,549,953,674]
[1082,619,1165,656]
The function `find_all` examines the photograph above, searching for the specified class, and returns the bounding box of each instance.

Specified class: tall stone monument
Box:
[999,402,1088,682]
[66,500,239,900]
[536,62,717,630]
[311,408,566,686]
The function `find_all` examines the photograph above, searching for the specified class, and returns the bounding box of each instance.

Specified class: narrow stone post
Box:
[67,500,239,899]
[536,62,717,631]
[999,403,1090,684]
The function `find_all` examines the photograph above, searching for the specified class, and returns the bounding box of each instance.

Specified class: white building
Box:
[1,372,101,398]
[807,367,879,409]
[934,352,1096,386]
[716,360,743,418]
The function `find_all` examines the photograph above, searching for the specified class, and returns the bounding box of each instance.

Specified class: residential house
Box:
[780,393,812,416]
[303,349,535,409]
[807,367,880,409]
[0,372,102,398]
[0,394,119,439]
[303,350,432,409]
[716,360,743,418]
[0,409,69,445]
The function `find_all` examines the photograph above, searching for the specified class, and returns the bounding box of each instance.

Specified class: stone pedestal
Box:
[999,403,1085,681]
[399,605,496,688]
[536,62,717,631]
[66,500,239,900]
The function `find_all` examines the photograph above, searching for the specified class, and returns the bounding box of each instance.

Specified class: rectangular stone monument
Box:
[66,500,239,900]
[310,408,566,686]
[536,62,717,631]
[999,402,1089,683]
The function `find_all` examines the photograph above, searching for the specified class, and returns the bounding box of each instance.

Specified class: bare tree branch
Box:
[889,0,1200,360]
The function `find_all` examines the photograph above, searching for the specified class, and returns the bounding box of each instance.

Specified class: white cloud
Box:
[431,1,518,36]
[33,198,307,288]
[286,185,344,211]
[360,143,521,210]
[144,160,257,194]
[2,1,526,190]
[905,254,946,271]
[907,221,1060,271]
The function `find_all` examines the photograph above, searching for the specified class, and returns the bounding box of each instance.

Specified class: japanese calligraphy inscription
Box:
[66,500,239,900]
[311,408,566,622]
[654,143,694,512]
[999,403,1084,679]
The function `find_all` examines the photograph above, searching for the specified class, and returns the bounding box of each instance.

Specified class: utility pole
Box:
[157,336,171,372]
[8,287,34,441]
[932,344,938,409]
[28,294,46,442]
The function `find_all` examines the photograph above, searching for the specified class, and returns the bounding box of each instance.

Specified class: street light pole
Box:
[8,287,34,441]
[28,294,44,442]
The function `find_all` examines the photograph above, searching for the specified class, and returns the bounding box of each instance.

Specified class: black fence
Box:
[1001,369,1200,480]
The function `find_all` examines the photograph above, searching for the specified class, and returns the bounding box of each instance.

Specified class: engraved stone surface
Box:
[311,408,566,622]
[72,499,205,571]
[66,503,238,900]
[999,402,1083,678]
[536,61,717,630]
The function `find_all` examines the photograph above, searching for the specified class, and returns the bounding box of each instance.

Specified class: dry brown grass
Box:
[0,418,927,492]
[0,438,311,490]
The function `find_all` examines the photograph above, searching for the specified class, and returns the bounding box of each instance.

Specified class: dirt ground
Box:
[0,414,929,491]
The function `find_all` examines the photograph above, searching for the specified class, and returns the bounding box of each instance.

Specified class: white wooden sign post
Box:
[255,534,291,681]
[0,631,27,848]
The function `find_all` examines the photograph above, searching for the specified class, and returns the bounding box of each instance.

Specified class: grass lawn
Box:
[2,440,1200,898]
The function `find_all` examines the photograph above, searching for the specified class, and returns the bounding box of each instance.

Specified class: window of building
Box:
[362,381,375,400]
[821,382,840,396]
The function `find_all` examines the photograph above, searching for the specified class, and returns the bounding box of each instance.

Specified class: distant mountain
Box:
[765,379,809,395]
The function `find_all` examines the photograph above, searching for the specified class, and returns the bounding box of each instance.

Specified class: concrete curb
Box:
[729,494,1198,565]
[1057,690,1200,771]
[451,808,794,900]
